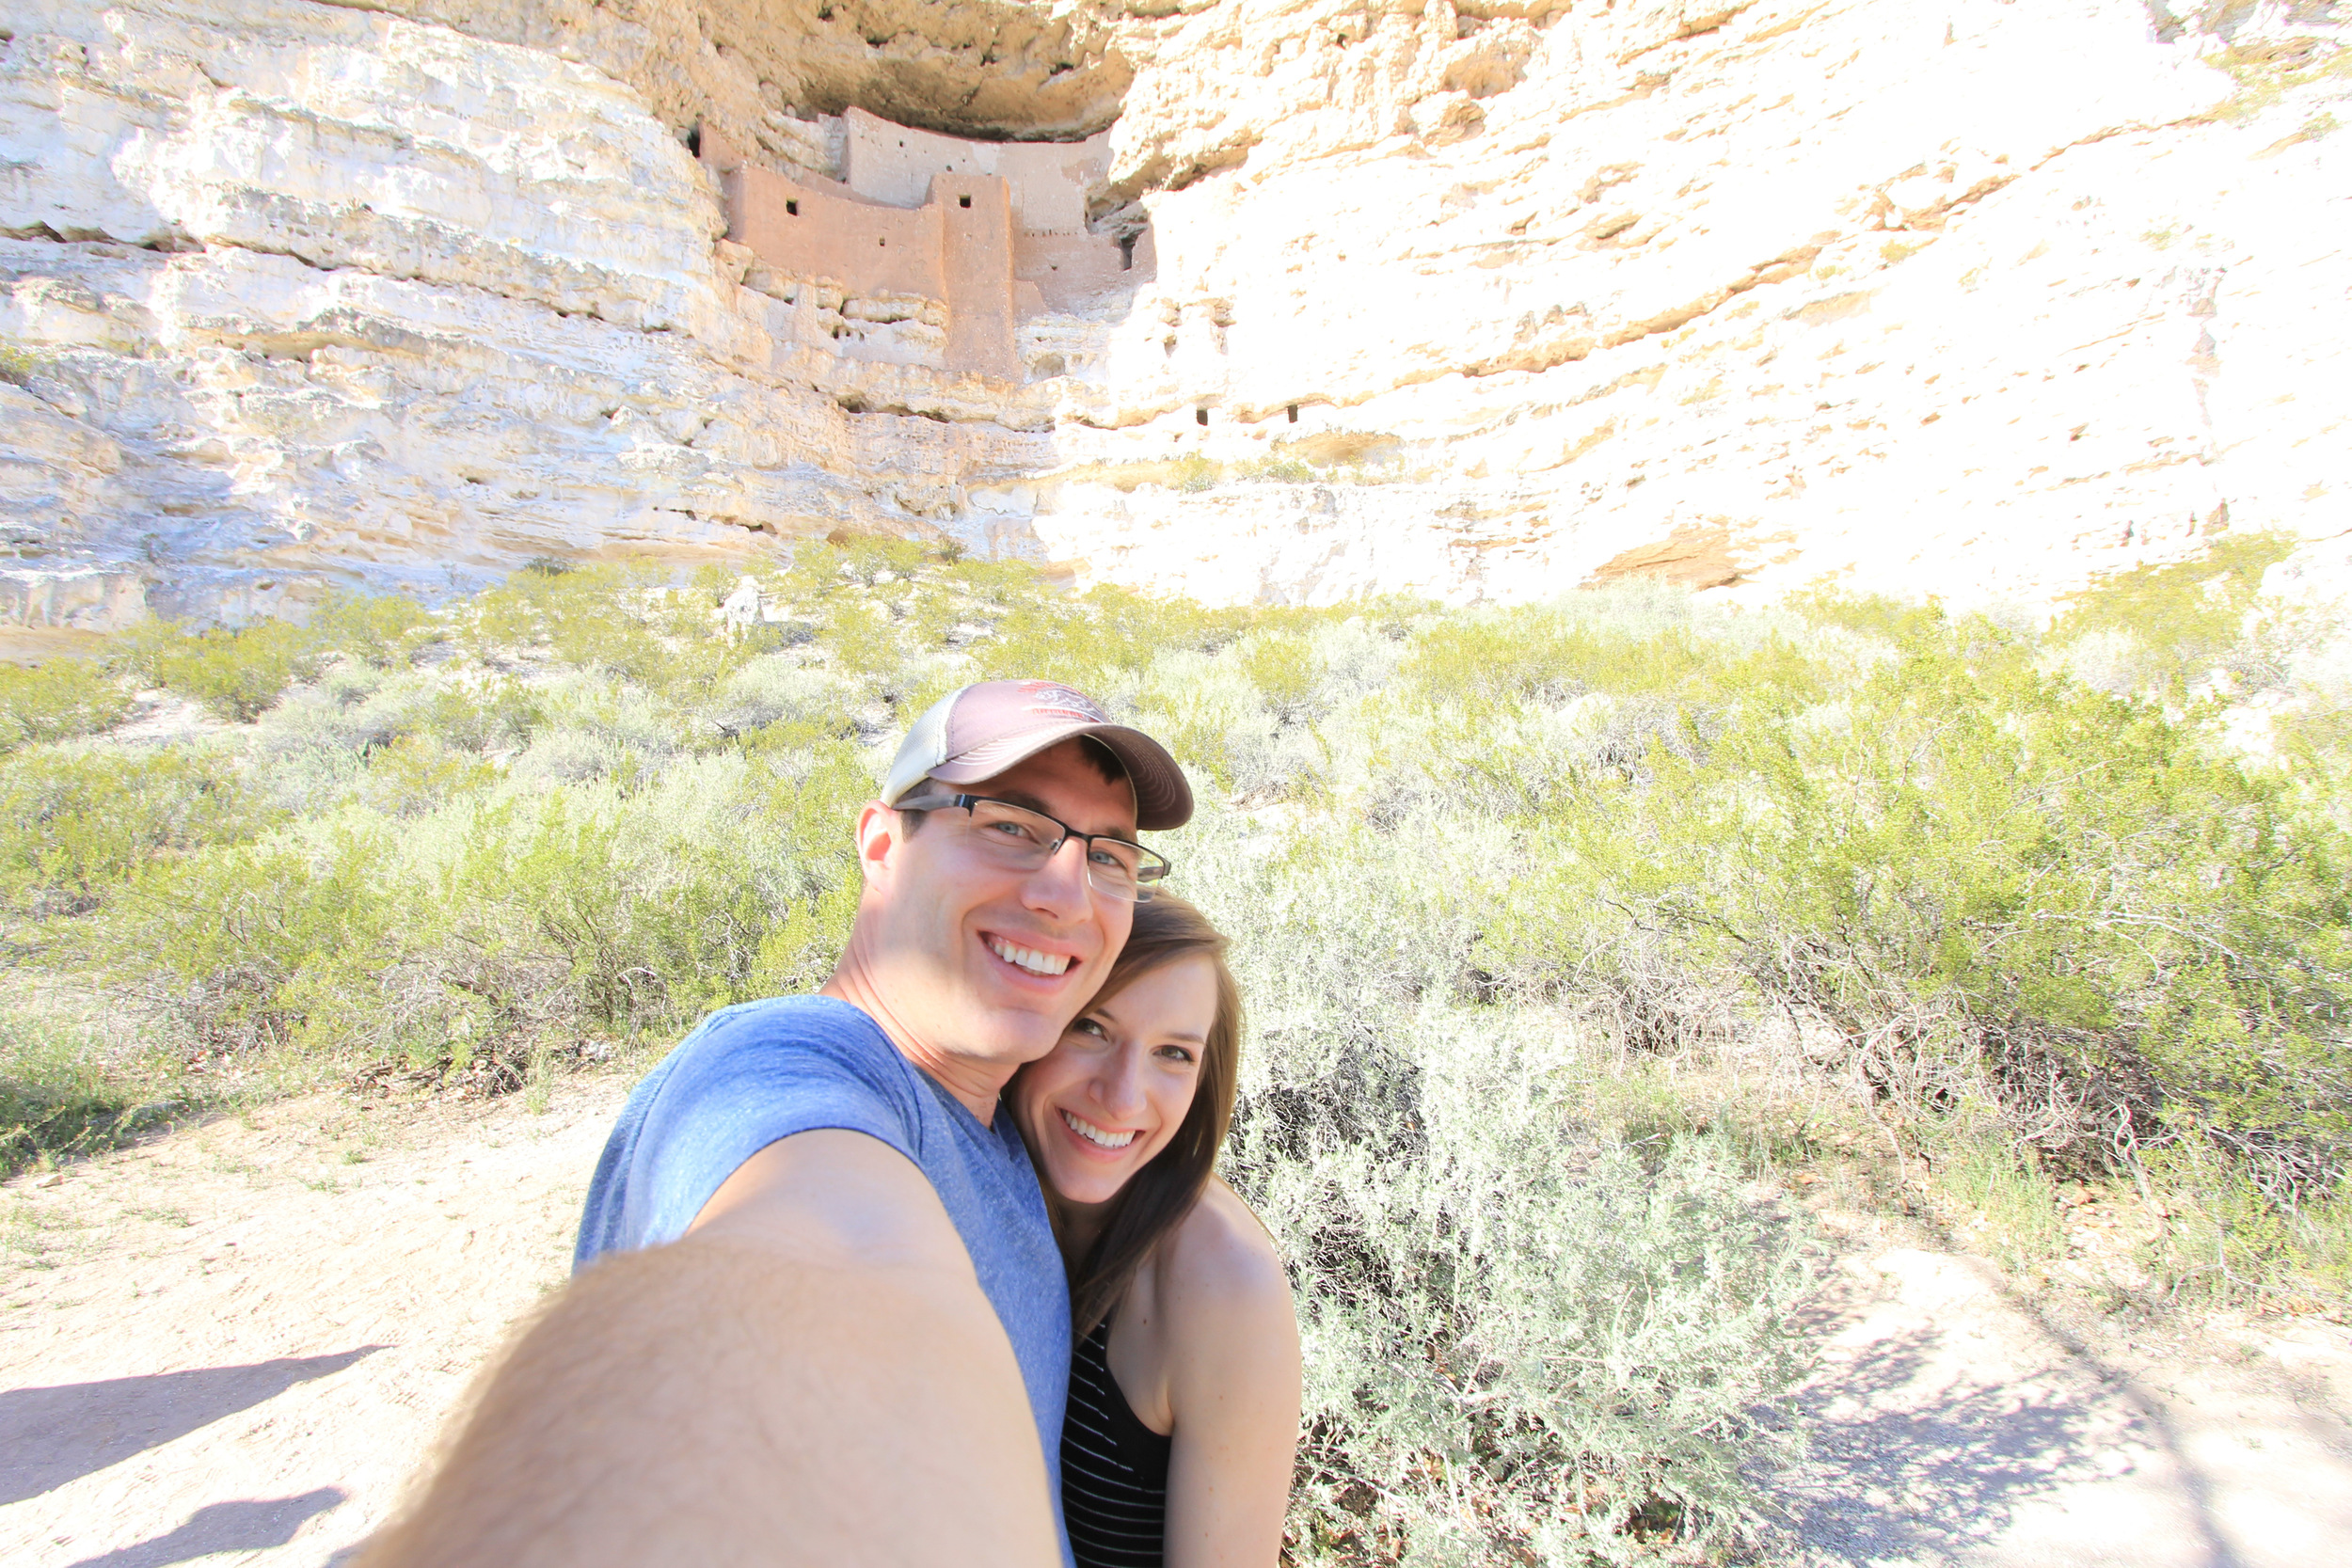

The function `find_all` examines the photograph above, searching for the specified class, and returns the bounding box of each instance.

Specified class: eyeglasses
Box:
[894,793,1170,903]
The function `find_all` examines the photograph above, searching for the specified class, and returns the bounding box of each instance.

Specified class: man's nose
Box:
[1019,835,1094,919]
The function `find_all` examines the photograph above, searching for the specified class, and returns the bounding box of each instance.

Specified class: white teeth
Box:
[988,937,1071,976]
[1061,1110,1136,1149]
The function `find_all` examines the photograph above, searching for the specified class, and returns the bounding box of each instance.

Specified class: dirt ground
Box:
[1772,1219,2352,1567]
[0,1077,628,1566]
[3,1076,2350,1567]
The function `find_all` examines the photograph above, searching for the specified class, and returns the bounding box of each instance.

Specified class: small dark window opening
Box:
[1118,235,1136,270]
[786,199,799,216]
[686,124,702,158]
[1196,407,1209,427]
[879,237,886,246]
[1287,404,1299,423]
[959,194,972,209]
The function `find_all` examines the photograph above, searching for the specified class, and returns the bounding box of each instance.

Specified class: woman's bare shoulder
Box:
[1161,1180,1294,1322]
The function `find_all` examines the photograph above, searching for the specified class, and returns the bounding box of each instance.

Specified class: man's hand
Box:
[359,1132,1060,1568]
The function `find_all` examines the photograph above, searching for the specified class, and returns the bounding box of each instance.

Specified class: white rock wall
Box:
[1020,0,2352,612]
[2,0,2347,626]
[0,0,1053,626]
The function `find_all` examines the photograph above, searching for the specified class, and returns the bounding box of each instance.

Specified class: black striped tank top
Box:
[1060,1314,1170,1568]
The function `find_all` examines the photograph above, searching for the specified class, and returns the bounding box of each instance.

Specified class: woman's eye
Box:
[1156,1045,1197,1065]
[1072,1018,1108,1039]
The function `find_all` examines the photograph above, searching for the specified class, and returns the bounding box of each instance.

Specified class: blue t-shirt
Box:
[575,996,1072,1559]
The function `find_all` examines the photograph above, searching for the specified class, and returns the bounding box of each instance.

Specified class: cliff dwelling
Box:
[1,0,2346,622]
[699,108,1149,382]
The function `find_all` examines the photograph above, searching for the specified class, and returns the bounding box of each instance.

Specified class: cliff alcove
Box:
[2,0,2348,632]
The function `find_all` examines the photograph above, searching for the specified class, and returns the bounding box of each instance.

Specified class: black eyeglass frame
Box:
[892,792,1170,902]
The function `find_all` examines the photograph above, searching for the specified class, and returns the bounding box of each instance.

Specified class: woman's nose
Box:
[1093,1053,1147,1119]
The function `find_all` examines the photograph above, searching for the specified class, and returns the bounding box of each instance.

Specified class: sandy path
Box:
[1779,1223,2352,1567]
[4,1081,2351,1567]
[0,1077,628,1566]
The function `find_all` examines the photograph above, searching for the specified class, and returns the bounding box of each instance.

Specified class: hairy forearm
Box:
[359,1233,1059,1568]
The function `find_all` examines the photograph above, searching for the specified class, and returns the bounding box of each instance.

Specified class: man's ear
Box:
[852,800,898,884]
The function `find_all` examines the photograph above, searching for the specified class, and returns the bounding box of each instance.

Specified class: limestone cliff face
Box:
[2,0,2347,627]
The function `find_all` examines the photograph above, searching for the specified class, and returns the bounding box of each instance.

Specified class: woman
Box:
[1009,895,1302,1568]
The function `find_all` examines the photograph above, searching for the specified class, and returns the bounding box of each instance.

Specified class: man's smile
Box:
[984,932,1076,978]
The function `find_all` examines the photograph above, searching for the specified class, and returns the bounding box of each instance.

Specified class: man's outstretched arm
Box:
[359,1132,1059,1568]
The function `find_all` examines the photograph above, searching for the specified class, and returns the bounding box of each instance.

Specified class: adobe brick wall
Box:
[937,173,1017,379]
[707,108,1142,378]
[725,162,946,302]
[1014,231,1135,311]
[841,106,1110,237]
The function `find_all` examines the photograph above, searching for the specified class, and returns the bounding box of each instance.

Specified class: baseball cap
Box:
[882,680,1194,831]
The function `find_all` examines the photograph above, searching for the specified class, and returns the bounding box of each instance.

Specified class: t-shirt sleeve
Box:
[575,998,924,1265]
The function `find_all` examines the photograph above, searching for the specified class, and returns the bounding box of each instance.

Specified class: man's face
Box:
[858,739,1140,1070]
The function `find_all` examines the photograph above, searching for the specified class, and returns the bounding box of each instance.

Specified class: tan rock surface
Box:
[1,0,2347,625]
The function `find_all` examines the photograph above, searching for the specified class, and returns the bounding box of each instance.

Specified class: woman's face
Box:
[1013,955,1217,1211]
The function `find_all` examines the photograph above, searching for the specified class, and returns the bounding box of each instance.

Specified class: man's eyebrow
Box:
[991,789,1054,815]
[993,789,1137,840]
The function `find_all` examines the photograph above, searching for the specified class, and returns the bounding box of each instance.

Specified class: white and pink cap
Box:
[881,680,1194,831]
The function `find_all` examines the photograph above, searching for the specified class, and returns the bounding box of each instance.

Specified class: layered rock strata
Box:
[1,0,2346,627]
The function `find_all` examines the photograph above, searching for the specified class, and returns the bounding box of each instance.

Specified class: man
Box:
[360,680,1193,1568]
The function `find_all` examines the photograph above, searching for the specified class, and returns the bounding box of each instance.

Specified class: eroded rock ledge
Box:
[3,0,2348,626]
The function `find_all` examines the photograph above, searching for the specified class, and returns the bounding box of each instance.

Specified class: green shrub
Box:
[0,659,131,750]
[360,736,497,817]
[2276,688,2352,782]
[0,748,269,916]
[11,553,2352,1554]
[1474,601,2351,1275]
[1196,809,1813,1561]
[0,339,48,387]
[0,1015,182,1178]
[413,679,543,754]
[310,590,435,667]
[2052,531,2298,698]
[115,827,400,1053]
[139,619,328,722]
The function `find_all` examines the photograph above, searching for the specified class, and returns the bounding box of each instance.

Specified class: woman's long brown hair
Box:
[1044,894,1243,1338]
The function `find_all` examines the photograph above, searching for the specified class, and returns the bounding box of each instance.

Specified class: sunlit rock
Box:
[0,0,2345,626]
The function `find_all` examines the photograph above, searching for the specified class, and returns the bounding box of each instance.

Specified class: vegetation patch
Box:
[1,534,2345,1559]
[0,1015,188,1180]
[1049,435,1412,495]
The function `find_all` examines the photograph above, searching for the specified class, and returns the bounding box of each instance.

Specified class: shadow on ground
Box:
[0,1347,382,1505]
[1771,1323,2121,1561]
[64,1487,346,1568]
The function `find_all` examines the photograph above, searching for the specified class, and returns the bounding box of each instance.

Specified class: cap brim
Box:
[926,721,1194,831]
